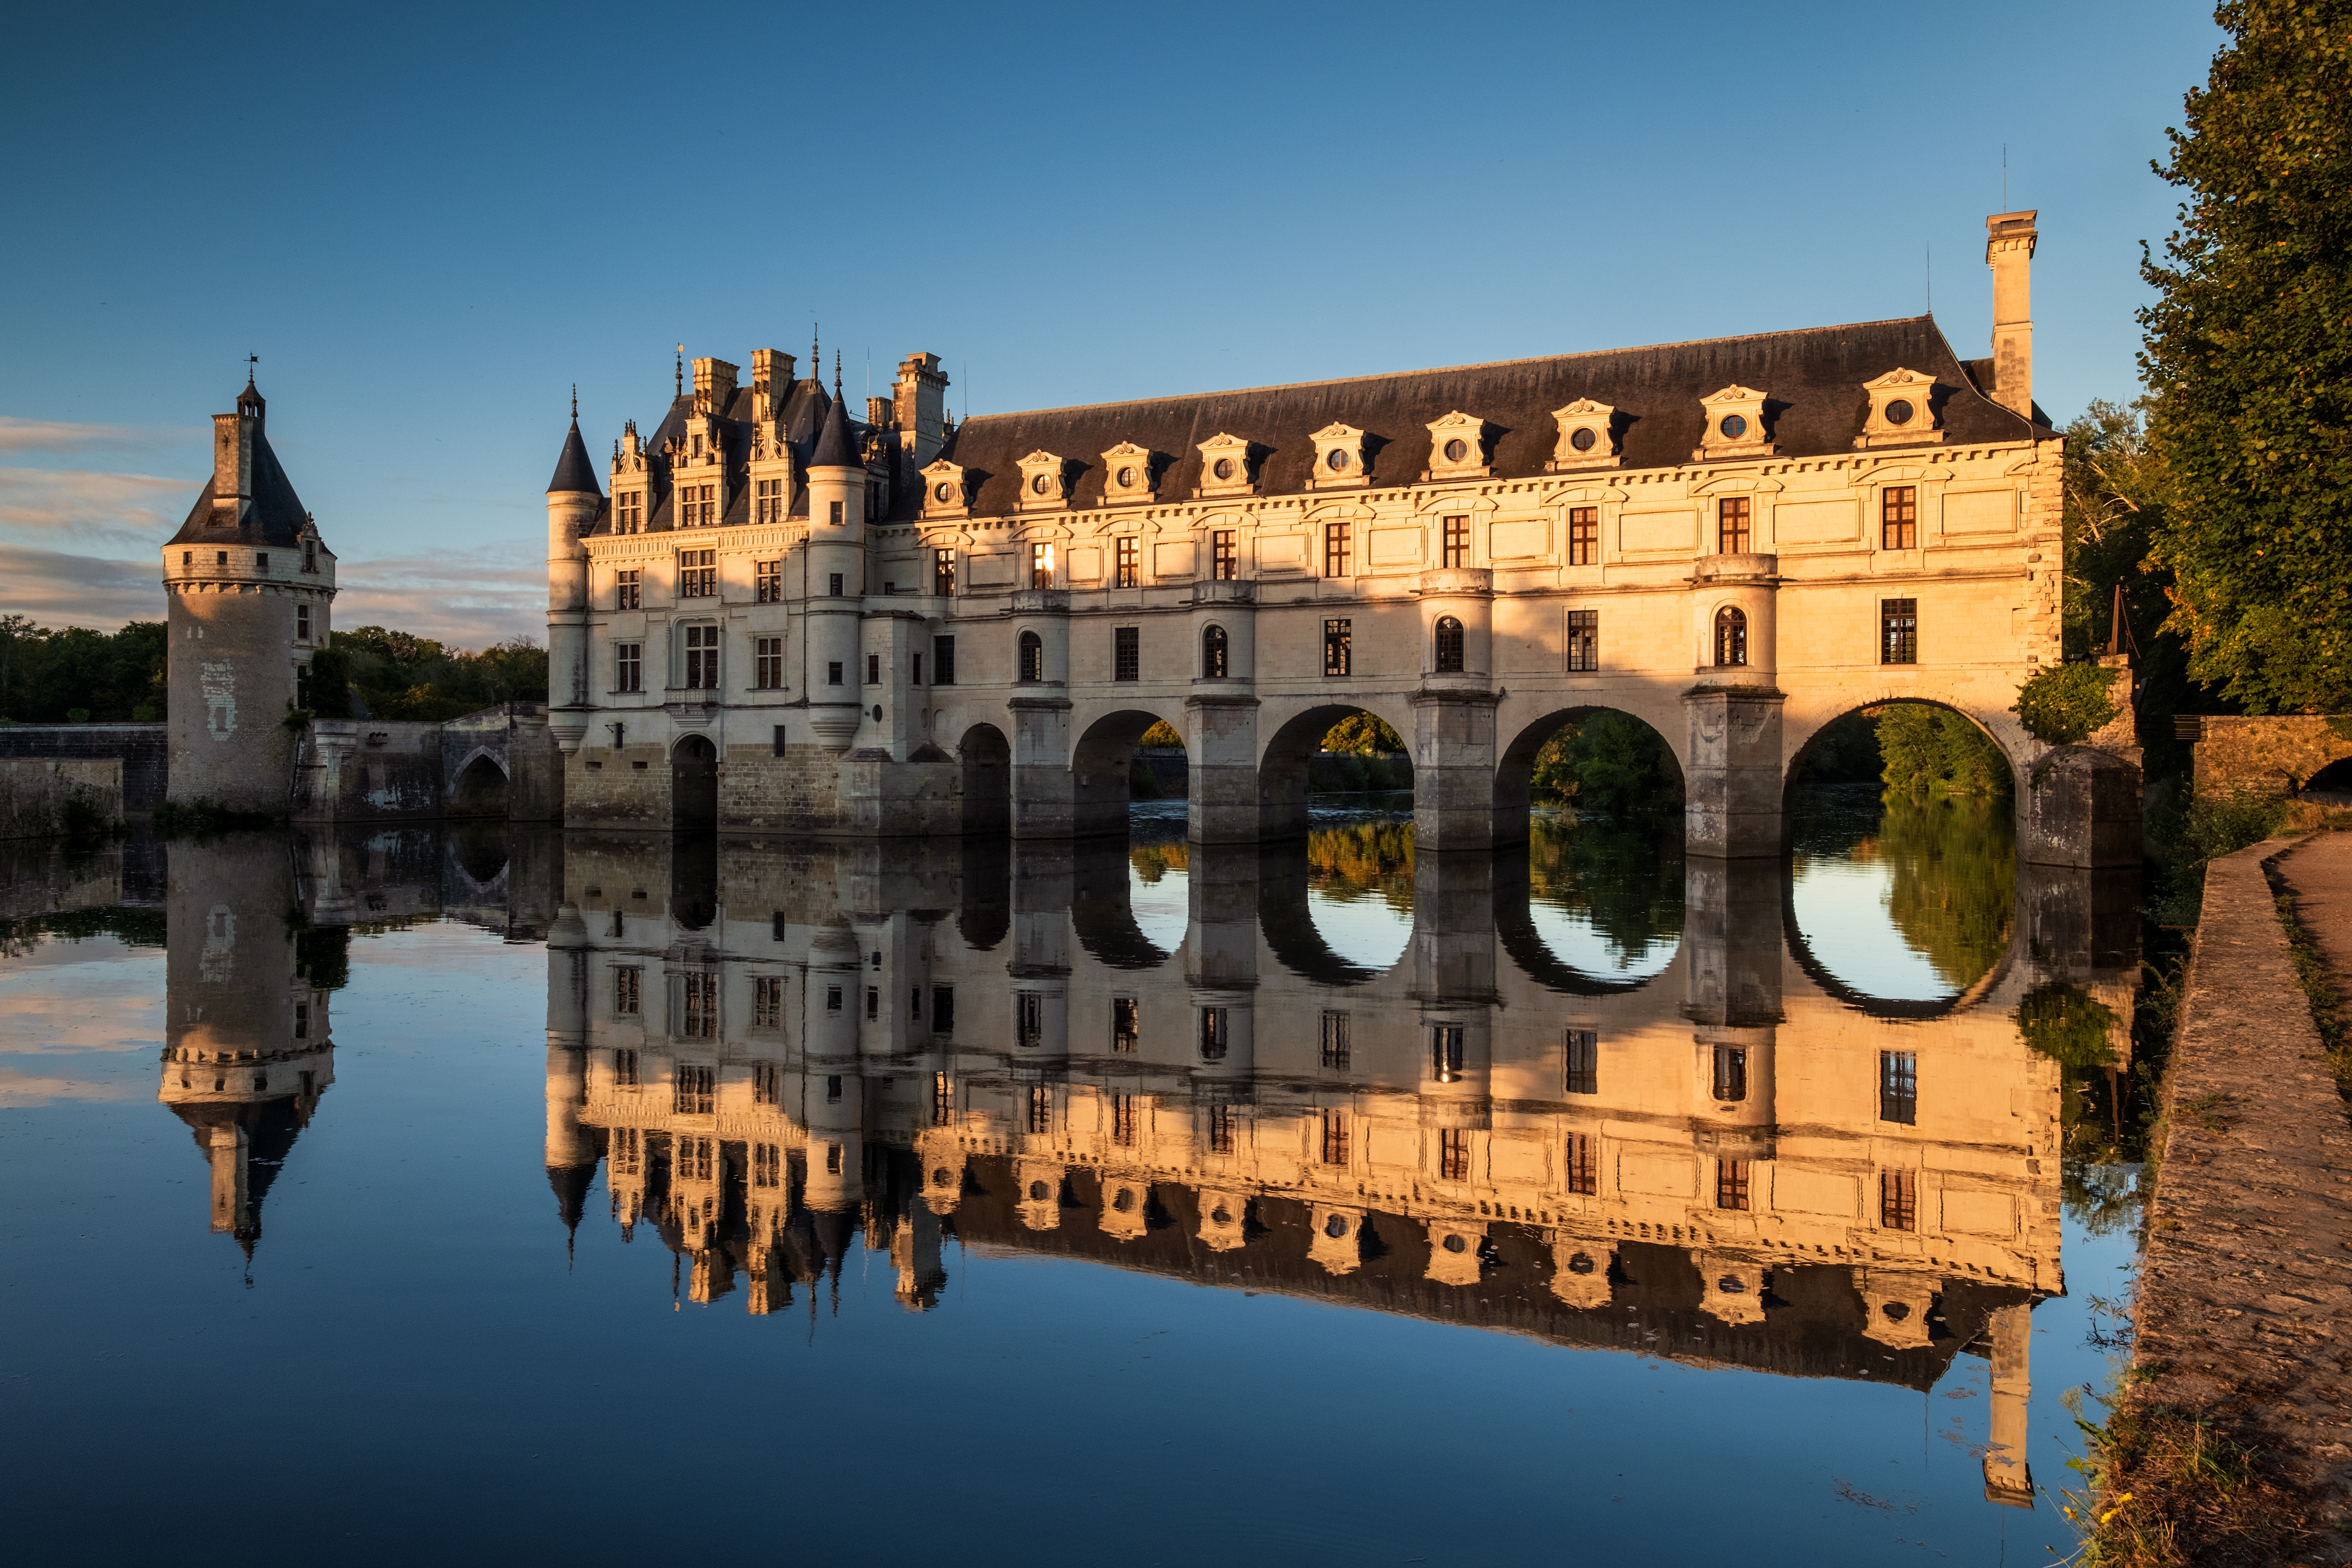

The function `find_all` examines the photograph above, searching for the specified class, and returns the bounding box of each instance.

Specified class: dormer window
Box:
[616,492,643,533]
[1016,451,1071,510]
[1695,386,1775,460]
[752,480,783,525]
[920,459,969,519]
[1424,412,1493,480]
[302,538,318,573]
[1101,442,1155,505]
[1549,399,1622,471]
[1309,424,1370,489]
[1856,368,1945,449]
[1195,433,1256,498]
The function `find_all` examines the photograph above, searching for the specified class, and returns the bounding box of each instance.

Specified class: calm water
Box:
[0,791,2143,1565]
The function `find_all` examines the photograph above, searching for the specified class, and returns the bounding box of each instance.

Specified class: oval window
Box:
[1443,438,1469,462]
[1719,414,1747,440]
[1213,457,1235,480]
[1885,398,1915,426]
[932,482,953,502]
[1570,426,1598,452]
[1442,1234,1468,1254]
[1324,1214,1348,1238]
[1116,466,1135,487]
[1029,474,1050,495]
[1718,1275,1746,1294]
[1112,1188,1137,1213]
[1028,1181,1050,1202]
[1567,1252,1596,1274]
[1211,1206,1232,1225]
[1326,449,1349,471]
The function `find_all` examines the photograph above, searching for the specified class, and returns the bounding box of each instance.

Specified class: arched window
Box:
[1201,624,1229,679]
[1017,630,1043,683]
[1713,606,1748,667]
[1433,615,1465,674]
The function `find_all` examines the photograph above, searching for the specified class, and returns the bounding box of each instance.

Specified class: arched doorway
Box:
[1256,704,1414,843]
[957,724,1011,834]
[671,734,718,829]
[451,754,510,817]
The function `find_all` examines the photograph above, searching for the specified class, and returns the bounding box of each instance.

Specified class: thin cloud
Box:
[330,544,545,647]
[0,417,199,455]
[0,544,169,629]
[0,464,195,544]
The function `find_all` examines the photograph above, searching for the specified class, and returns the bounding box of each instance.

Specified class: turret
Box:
[805,390,866,750]
[545,403,603,746]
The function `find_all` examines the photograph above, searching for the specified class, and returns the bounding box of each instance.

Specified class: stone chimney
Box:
[748,348,796,423]
[210,410,253,525]
[894,352,950,466]
[691,356,740,417]
[1985,211,2038,421]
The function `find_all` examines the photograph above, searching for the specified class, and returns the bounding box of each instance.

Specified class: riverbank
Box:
[2108,831,2352,1564]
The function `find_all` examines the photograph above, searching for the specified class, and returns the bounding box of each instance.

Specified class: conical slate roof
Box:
[808,390,860,469]
[546,419,603,495]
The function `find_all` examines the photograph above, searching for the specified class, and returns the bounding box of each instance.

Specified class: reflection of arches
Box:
[1493,706,1684,846]
[958,835,1010,951]
[958,723,1010,834]
[1255,845,1402,987]
[1782,870,2016,1019]
[1434,616,1464,674]
[448,823,509,887]
[1201,625,1229,679]
[671,734,717,829]
[670,834,718,930]
[1073,709,1182,838]
[1490,848,1673,996]
[451,753,510,817]
[1713,606,1747,667]
[1256,703,1415,843]
[1071,838,1173,970]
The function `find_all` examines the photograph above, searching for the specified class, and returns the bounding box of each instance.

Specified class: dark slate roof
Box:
[580,376,880,537]
[809,389,858,468]
[916,315,2043,520]
[167,419,320,549]
[546,419,604,495]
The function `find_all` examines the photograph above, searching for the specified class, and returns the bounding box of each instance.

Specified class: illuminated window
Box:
[1029,1084,1054,1135]
[1567,506,1598,566]
[1565,1028,1598,1094]
[1323,519,1352,578]
[1432,1024,1465,1083]
[1439,1128,1471,1181]
[1319,1111,1350,1166]
[1211,530,1237,580]
[673,1064,715,1115]
[1712,1045,1748,1103]
[1208,1102,1236,1155]
[1112,1093,1139,1147]
[1879,1051,1917,1125]
[1880,1170,1917,1231]
[1442,514,1470,567]
[1198,1007,1228,1063]
[1717,496,1751,553]
[1566,1133,1598,1195]
[932,1071,953,1126]
[1881,598,1918,665]
[1566,609,1599,672]
[1713,606,1748,667]
[1715,1158,1751,1211]
[1201,624,1228,679]
[1030,542,1055,589]
[1115,537,1140,588]
[1881,485,1918,550]
[1323,618,1351,677]
[933,549,956,595]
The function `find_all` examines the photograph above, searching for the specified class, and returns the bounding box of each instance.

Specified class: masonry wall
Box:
[2191,716,2352,799]
[0,759,123,839]
[291,722,445,821]
[0,724,168,814]
[168,584,299,812]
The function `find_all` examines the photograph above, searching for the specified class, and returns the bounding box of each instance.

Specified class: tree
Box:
[2140,0,2352,713]
[1879,704,2011,796]
[1321,714,1404,753]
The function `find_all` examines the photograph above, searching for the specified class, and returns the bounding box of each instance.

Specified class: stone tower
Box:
[162,375,338,813]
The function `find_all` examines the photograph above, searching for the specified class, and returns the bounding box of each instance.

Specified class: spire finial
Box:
[675,345,684,398]
[245,353,258,388]
[570,383,578,422]
[811,322,820,381]
[833,350,842,398]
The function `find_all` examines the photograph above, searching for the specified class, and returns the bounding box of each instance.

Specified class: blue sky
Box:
[0,0,2222,642]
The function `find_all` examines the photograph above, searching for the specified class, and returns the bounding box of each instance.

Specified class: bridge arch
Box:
[450,751,510,817]
[1781,693,2025,826]
[1071,706,1185,839]
[1494,704,1685,843]
[670,734,717,828]
[1254,698,1417,844]
[957,723,1011,835]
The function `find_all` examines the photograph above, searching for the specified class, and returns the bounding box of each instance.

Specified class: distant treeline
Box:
[0,614,546,728]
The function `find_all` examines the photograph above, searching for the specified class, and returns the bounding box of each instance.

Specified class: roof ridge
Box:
[959,317,1940,426]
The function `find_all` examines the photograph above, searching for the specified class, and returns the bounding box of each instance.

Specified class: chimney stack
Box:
[691,357,739,417]
[211,410,253,526]
[1985,210,2038,422]
[893,352,950,466]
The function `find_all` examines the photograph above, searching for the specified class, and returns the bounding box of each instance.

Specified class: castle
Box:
[540,210,2134,862]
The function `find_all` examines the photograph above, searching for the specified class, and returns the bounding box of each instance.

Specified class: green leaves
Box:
[2012,662,2123,746]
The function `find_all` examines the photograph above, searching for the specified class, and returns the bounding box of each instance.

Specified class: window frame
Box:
[677,547,717,599]
[616,568,641,610]
[1567,505,1599,567]
[1017,630,1044,683]
[1881,484,1919,551]
[1717,496,1752,554]
[1323,519,1353,579]
[1880,598,1919,665]
[1113,625,1140,682]
[1115,536,1140,589]
[1566,609,1599,672]
[1441,514,1470,568]
[1322,618,1351,678]
[753,558,782,603]
[614,642,642,694]
[1211,530,1237,581]
[753,636,784,690]
[1712,606,1748,668]
[1200,624,1229,679]
[1433,615,1465,674]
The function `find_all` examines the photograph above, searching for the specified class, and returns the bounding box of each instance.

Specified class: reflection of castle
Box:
[545,832,2139,1510]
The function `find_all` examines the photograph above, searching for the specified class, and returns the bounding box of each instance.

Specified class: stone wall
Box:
[2190,716,2352,799]
[0,758,122,839]
[291,722,446,821]
[0,724,168,814]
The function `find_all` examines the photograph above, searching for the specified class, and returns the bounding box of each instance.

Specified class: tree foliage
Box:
[0,616,167,723]
[1528,712,1682,814]
[1870,793,2017,991]
[2140,0,2352,713]
[1321,713,1404,754]
[2010,662,2123,747]
[1879,703,2012,796]
[331,626,548,720]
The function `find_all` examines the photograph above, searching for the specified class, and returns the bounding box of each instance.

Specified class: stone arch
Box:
[1254,841,1414,988]
[1071,837,1176,970]
[450,752,510,817]
[1493,704,1685,845]
[670,734,718,829]
[957,723,1011,835]
[1781,694,2024,815]
[1255,699,1418,844]
[1071,706,1185,839]
[1490,845,1682,997]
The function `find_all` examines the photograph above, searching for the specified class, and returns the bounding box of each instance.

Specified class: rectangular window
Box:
[1566,609,1599,672]
[616,568,641,610]
[1879,1051,1918,1125]
[825,985,841,1012]
[753,1063,779,1107]
[1439,1128,1471,1182]
[1567,506,1599,567]
[1712,1045,1748,1103]
[1566,1132,1598,1195]
[1565,1028,1598,1095]
[614,1047,638,1087]
[1717,496,1752,554]
[1114,626,1140,682]
[692,484,719,527]
[1198,1006,1228,1062]
[933,549,956,595]
[1017,991,1043,1048]
[753,479,783,526]
[612,1127,641,1176]
[293,1002,308,1039]
[257,553,268,572]
[1432,1024,1465,1083]
[1115,536,1139,588]
[753,637,783,689]
[911,986,922,1018]
[829,501,843,528]
[678,548,716,598]
[866,986,879,1021]
[1323,519,1353,578]
[684,625,719,689]
[1881,598,1918,665]
[1112,996,1139,1052]
[866,653,881,685]
[826,1074,842,1103]
[753,977,783,1029]
[673,1063,715,1115]
[932,986,955,1034]
[912,654,923,686]
[1111,1093,1138,1147]
[1442,514,1470,568]
[616,493,642,533]
[615,642,641,693]
[1208,1101,1236,1155]
[302,538,318,572]
[680,972,717,1039]
[932,635,956,686]
[294,605,312,643]
[614,967,641,1016]
[1881,485,1919,550]
[1030,542,1054,589]
[827,661,843,686]
[752,1142,780,1188]
[1029,1084,1055,1136]
[1319,1110,1350,1167]
[1715,1158,1752,1211]
[932,1071,953,1127]
[772,911,787,940]
[677,1135,713,1182]
[754,558,781,602]
[1880,1170,1917,1231]
[825,1142,842,1174]
[1320,1010,1351,1070]
[1323,618,1351,677]
[1211,530,1236,580]
[828,572,843,597]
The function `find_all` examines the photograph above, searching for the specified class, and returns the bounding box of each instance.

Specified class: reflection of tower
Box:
[1682,858,1782,1159]
[1981,1302,2036,1507]
[804,921,864,1212]
[157,841,336,1257]
[545,899,597,1252]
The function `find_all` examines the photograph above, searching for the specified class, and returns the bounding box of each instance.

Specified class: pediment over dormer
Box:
[1855,368,1945,449]
[1549,399,1621,471]
[1424,411,1493,480]
[1195,432,1257,497]
[1015,449,1072,510]
[1309,423,1371,487]
[920,458,970,519]
[1099,441,1157,504]
[1695,385,1774,461]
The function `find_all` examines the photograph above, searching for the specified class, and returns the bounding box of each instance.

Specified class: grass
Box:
[2062,1393,2308,1567]
[2270,880,2347,1081]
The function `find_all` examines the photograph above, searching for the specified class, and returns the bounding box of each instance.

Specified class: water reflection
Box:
[1790,787,2018,1003]
[23,808,2142,1527]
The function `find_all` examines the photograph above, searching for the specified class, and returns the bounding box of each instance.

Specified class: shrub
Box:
[57,790,109,837]
[2182,789,2287,862]
[2012,662,2122,746]
[2016,983,2121,1069]
[130,704,156,722]
[65,708,91,723]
